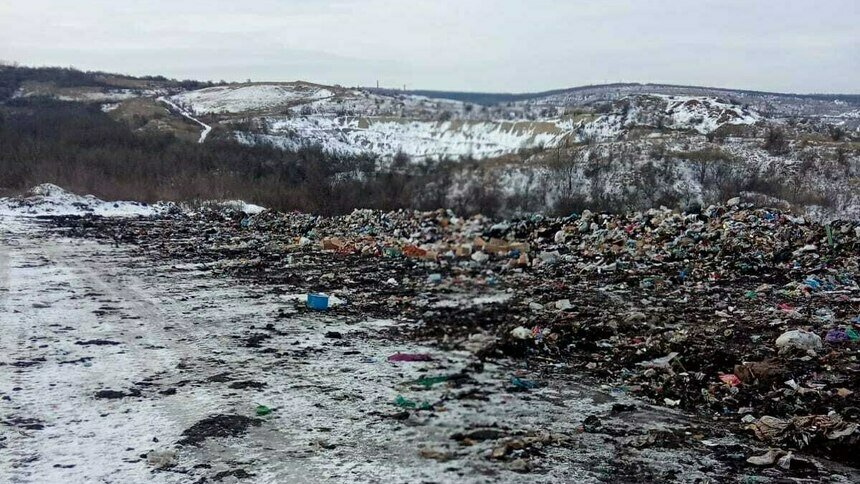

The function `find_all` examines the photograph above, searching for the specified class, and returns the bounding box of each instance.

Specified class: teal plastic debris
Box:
[511,377,539,390]
[393,395,432,410]
[413,375,448,388]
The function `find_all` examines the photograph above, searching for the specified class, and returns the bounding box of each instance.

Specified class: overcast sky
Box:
[1,0,857,93]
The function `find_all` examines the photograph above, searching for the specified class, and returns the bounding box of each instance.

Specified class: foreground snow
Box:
[0,184,264,218]
[0,184,169,217]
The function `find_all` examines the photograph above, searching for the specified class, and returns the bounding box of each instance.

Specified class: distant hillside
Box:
[0,64,215,102]
[372,83,860,106]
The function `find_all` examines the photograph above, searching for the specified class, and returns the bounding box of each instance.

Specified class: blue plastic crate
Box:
[307,293,329,311]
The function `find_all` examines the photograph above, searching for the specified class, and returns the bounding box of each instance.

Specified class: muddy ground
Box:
[1,211,858,483]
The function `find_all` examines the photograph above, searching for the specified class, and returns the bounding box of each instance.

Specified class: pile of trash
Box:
[51,202,860,467]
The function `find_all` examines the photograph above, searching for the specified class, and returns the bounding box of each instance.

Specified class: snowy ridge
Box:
[169,83,335,115]
[14,86,166,103]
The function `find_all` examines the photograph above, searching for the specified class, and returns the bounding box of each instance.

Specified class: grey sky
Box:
[1,0,857,93]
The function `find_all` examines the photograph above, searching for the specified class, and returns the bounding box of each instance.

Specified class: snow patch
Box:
[169,84,335,115]
[0,184,169,217]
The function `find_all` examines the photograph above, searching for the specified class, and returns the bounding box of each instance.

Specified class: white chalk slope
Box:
[169,84,762,160]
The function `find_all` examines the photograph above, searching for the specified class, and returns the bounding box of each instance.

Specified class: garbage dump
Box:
[51,202,860,471]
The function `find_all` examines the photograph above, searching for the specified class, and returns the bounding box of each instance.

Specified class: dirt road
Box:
[2,216,838,483]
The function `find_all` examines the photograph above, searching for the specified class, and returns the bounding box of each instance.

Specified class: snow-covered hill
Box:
[170,83,336,115]
[237,116,575,160]
[577,94,761,141]
[162,83,777,160]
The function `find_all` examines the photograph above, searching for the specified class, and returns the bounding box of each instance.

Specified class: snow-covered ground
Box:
[0,201,769,482]
[0,184,265,218]
[0,184,169,217]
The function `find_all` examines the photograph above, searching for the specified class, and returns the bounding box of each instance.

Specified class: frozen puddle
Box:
[1,216,766,483]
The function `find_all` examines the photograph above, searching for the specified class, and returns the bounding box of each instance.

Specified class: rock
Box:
[94,388,141,399]
[418,448,453,462]
[746,449,783,466]
[452,428,505,442]
[582,415,602,433]
[146,450,177,469]
[509,458,530,473]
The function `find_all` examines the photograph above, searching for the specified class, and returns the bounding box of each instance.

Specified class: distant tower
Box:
[376,80,380,89]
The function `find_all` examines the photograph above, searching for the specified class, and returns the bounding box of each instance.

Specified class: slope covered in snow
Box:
[0,184,266,217]
[238,116,576,160]
[661,95,760,133]
[172,83,766,160]
[169,83,336,115]
[0,184,170,217]
[577,95,761,141]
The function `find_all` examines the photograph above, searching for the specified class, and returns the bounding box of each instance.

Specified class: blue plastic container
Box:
[307,293,329,311]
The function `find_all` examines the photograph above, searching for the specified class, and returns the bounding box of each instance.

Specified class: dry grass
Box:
[107,98,202,143]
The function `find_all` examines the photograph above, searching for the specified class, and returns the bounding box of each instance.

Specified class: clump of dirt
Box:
[94,388,141,399]
[177,415,262,446]
[74,339,121,346]
[227,381,267,390]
